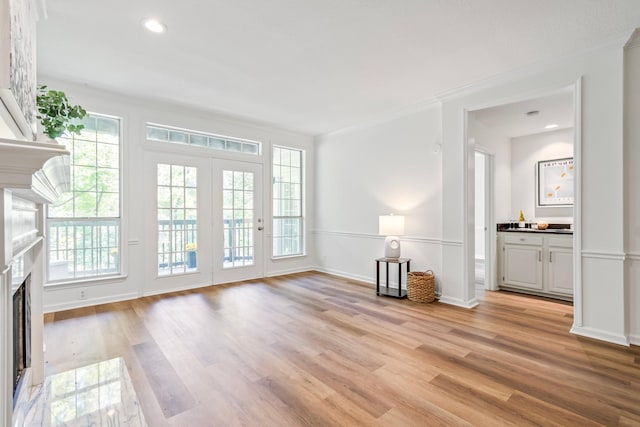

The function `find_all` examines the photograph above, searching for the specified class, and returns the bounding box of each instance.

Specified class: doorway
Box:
[146,153,264,294]
[212,159,264,284]
[467,85,577,303]
[474,150,495,292]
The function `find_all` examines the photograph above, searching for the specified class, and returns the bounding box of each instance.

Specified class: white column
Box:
[0,189,12,427]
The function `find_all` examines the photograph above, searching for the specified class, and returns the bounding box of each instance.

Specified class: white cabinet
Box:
[546,236,574,296]
[503,235,543,290]
[498,232,573,300]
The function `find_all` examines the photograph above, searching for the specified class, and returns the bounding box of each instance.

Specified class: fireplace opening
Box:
[13,273,31,399]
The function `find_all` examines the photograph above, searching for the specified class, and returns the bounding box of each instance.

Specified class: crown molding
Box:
[624,28,640,50]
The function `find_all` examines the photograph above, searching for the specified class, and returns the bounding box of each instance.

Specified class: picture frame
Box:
[537,157,574,207]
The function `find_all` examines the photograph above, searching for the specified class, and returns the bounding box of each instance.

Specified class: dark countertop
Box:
[498,228,573,235]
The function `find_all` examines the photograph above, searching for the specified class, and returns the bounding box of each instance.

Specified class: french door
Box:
[212,159,264,284]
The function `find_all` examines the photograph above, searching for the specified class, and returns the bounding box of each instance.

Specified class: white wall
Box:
[440,38,629,344]
[510,128,574,222]
[38,77,316,312]
[467,116,511,222]
[315,106,443,287]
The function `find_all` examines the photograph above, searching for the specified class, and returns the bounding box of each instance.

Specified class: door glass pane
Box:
[222,170,254,268]
[157,164,198,276]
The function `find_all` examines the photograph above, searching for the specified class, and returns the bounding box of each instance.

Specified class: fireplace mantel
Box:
[0,137,70,204]
[0,136,69,426]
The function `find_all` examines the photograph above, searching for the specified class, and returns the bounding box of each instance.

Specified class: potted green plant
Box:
[36,85,87,139]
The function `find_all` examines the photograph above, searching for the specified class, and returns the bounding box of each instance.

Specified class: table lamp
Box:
[379,214,405,258]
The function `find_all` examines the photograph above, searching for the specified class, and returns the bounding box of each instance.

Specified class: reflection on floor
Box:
[15,358,146,427]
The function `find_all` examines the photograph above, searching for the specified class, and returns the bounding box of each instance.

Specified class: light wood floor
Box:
[44,272,640,426]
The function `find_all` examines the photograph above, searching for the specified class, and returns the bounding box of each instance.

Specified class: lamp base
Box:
[384,236,401,258]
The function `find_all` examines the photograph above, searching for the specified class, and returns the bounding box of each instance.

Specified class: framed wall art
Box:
[537,157,574,207]
[0,0,37,139]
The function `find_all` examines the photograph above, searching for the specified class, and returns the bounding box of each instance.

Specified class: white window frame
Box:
[46,113,123,284]
[272,145,305,258]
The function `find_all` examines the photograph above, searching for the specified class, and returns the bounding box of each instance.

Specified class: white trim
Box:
[438,295,480,309]
[573,77,583,330]
[271,254,308,261]
[45,274,128,290]
[318,98,440,139]
[626,253,640,261]
[435,33,631,102]
[143,281,213,297]
[580,251,626,261]
[43,291,139,314]
[570,325,630,347]
[630,334,640,346]
[266,266,313,277]
[624,28,640,50]
[313,229,443,245]
[313,266,374,285]
[441,240,464,247]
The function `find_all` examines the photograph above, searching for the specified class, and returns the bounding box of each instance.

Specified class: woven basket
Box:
[407,270,435,303]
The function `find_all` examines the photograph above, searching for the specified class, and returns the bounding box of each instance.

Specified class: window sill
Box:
[45,274,128,290]
[271,254,306,261]
[156,270,200,279]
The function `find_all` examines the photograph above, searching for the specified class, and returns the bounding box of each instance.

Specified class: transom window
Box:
[272,146,304,257]
[146,123,260,155]
[157,164,198,276]
[47,114,121,282]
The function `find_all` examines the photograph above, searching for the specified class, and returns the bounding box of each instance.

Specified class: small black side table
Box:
[375,257,411,298]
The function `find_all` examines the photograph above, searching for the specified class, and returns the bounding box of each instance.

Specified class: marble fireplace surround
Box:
[0,136,69,426]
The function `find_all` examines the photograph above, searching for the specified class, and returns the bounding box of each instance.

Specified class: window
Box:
[146,124,260,155]
[47,114,121,282]
[157,164,198,275]
[272,146,303,257]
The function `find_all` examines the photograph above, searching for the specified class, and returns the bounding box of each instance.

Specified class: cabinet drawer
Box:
[503,234,543,246]
[547,235,573,249]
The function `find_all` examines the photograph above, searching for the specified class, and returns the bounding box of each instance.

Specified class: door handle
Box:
[538,250,541,262]
[549,251,552,263]
[257,226,264,231]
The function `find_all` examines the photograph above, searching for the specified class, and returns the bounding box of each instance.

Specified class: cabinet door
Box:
[547,247,573,295]
[503,244,543,290]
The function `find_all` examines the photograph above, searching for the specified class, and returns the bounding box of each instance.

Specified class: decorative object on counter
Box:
[518,210,526,228]
[537,157,574,207]
[537,221,549,230]
[379,214,405,258]
[36,85,87,139]
[407,270,435,303]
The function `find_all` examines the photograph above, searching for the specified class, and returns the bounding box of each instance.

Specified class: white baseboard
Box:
[570,325,630,347]
[438,296,480,309]
[266,266,314,277]
[313,266,375,285]
[143,281,214,297]
[43,291,139,314]
[630,334,640,346]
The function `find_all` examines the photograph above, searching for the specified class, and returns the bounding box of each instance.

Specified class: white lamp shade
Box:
[379,215,405,236]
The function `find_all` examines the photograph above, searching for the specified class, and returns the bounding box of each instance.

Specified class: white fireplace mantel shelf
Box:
[0,137,70,203]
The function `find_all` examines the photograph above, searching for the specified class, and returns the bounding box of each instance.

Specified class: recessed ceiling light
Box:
[545,124,559,129]
[143,19,166,34]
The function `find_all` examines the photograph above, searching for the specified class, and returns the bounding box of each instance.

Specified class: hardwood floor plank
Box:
[42,271,640,425]
[132,341,196,418]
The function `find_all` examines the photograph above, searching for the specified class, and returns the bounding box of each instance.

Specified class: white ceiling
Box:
[37,0,640,136]
[471,88,574,138]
